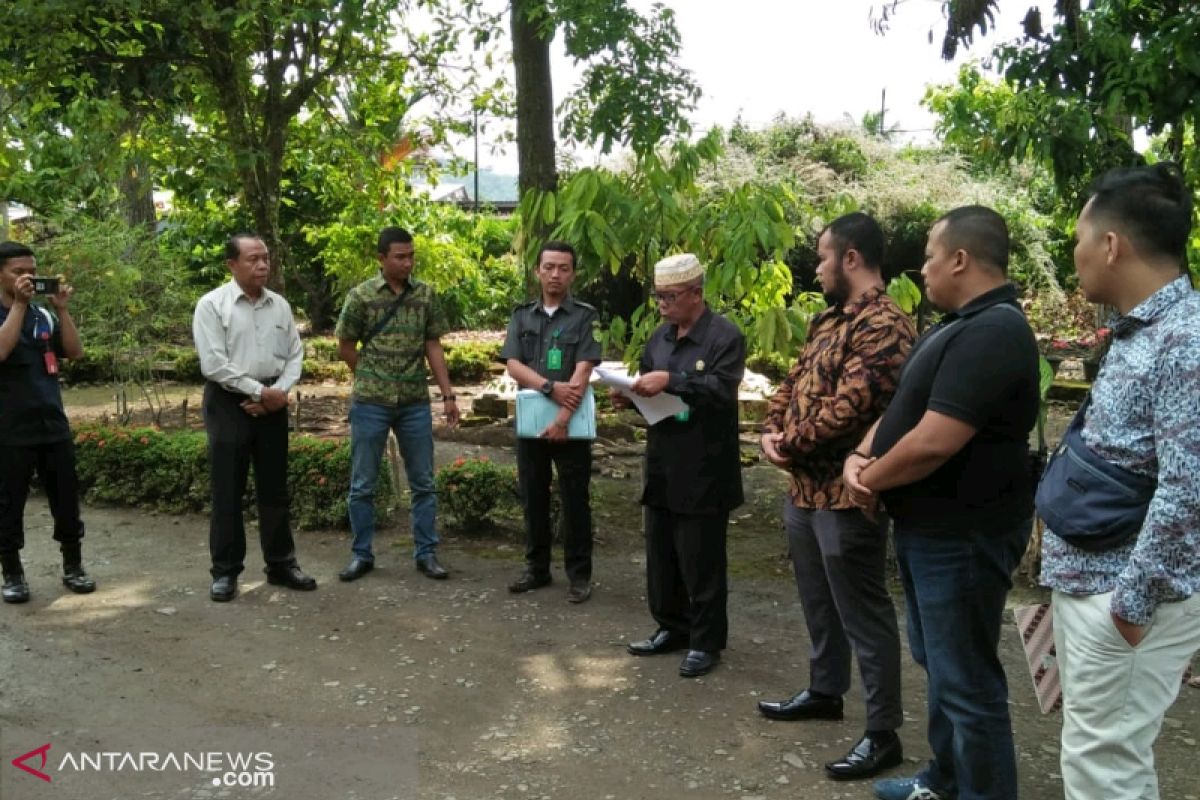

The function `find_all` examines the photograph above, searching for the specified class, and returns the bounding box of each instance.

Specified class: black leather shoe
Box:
[62,565,96,594]
[757,688,844,721]
[679,649,720,678]
[2,573,30,604]
[566,581,592,604]
[824,731,903,780]
[508,570,551,593]
[415,555,448,580]
[210,575,237,602]
[626,629,688,656]
[266,565,318,591]
[339,558,375,582]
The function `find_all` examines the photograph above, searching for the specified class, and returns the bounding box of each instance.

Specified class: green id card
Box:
[674,407,690,422]
[546,346,563,370]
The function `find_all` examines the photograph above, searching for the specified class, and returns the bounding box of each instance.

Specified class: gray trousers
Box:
[785,503,903,731]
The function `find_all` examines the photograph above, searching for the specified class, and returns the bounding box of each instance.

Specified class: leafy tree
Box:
[509,0,700,198]
[0,3,184,225]
[888,2,1198,197]
[1,0,496,290]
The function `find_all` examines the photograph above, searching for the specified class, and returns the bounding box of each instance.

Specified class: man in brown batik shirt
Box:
[756,213,915,782]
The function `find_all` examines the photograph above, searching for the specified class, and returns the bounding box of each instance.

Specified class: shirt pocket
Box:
[272,324,292,360]
[554,332,580,366]
[518,330,540,364]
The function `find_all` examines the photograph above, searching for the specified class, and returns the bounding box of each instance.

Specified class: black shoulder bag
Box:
[1034,394,1156,551]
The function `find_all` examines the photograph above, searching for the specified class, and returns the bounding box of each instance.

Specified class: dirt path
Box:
[2,496,1198,800]
[1,385,1196,799]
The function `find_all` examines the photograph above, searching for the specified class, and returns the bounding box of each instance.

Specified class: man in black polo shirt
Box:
[0,241,97,604]
[500,241,602,603]
[844,207,1039,800]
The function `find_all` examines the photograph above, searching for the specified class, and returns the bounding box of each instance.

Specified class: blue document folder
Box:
[515,386,596,439]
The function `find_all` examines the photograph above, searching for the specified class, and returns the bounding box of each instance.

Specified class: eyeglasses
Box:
[651,287,699,304]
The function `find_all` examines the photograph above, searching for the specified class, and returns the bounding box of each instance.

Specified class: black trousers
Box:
[785,505,903,730]
[644,505,729,652]
[0,439,85,555]
[516,438,593,583]
[203,382,296,579]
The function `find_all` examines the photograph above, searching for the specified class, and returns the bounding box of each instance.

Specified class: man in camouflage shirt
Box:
[336,227,459,581]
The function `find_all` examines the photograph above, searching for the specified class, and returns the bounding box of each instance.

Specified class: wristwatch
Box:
[540,379,554,397]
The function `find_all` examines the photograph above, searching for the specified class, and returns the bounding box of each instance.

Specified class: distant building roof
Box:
[411,183,471,203]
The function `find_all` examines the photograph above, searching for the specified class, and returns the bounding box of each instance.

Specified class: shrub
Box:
[74,426,210,514]
[746,352,792,383]
[302,358,351,382]
[305,336,340,362]
[444,341,501,384]
[72,424,393,530]
[60,344,117,385]
[434,456,518,529]
[171,348,204,383]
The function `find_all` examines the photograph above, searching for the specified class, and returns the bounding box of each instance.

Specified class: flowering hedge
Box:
[433,455,518,530]
[72,424,394,530]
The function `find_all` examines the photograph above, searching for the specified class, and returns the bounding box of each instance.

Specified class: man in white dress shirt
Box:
[192,234,316,602]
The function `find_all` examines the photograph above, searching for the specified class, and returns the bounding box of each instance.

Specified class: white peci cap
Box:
[653,253,704,286]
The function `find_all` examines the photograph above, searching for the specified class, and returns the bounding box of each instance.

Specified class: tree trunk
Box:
[119,152,157,230]
[510,0,558,199]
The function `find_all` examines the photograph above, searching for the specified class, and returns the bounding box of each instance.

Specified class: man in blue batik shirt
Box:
[1041,163,1200,800]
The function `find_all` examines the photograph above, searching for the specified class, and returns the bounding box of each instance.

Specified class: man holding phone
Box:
[0,241,97,604]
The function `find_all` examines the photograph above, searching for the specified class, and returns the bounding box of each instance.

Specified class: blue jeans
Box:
[894,520,1031,800]
[347,401,439,561]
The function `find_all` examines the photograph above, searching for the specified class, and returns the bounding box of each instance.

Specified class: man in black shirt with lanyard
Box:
[844,207,1039,800]
[617,253,746,679]
[0,241,97,604]
[500,241,601,603]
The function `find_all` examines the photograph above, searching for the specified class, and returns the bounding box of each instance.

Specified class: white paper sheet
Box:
[593,366,688,426]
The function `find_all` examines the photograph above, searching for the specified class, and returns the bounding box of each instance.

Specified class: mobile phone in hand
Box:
[31,276,60,295]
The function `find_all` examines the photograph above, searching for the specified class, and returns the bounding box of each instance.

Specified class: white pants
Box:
[1054,590,1200,800]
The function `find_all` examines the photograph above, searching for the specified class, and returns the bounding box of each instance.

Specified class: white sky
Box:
[455,0,1053,173]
